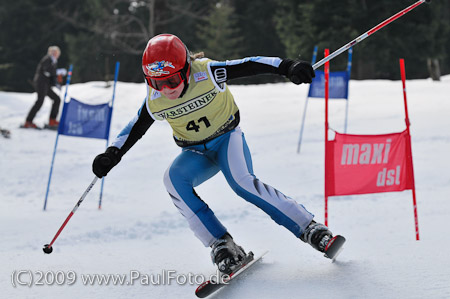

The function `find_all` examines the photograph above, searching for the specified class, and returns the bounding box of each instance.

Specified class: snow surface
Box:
[1,76,449,299]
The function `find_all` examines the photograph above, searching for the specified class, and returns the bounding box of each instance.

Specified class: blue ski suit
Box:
[110,56,314,246]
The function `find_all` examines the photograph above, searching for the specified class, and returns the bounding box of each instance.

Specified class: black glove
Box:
[280,59,315,84]
[92,147,121,178]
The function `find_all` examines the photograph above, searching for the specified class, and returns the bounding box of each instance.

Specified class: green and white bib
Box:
[146,58,239,145]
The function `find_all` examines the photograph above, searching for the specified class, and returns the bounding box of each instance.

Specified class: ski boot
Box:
[300,220,346,259]
[22,121,39,129]
[45,118,60,130]
[210,233,247,275]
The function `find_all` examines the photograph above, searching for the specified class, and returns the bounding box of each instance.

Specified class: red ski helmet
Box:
[142,34,191,91]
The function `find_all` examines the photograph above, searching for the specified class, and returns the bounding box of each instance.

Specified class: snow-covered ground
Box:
[1,75,449,299]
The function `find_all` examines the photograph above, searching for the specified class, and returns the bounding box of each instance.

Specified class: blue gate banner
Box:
[308,70,349,99]
[58,98,112,140]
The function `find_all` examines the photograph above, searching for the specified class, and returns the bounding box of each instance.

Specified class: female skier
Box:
[93,34,342,275]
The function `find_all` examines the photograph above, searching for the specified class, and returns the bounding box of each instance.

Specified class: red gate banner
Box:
[323,56,419,240]
[325,129,414,196]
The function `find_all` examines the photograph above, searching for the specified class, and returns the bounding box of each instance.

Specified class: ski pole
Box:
[43,176,98,254]
[313,0,431,70]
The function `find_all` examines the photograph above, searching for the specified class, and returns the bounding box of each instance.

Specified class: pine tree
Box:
[196,1,243,60]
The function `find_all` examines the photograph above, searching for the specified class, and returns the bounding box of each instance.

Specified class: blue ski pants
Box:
[163,127,314,247]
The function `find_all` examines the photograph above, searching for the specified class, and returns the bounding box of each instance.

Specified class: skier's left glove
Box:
[92,147,121,178]
[279,59,315,84]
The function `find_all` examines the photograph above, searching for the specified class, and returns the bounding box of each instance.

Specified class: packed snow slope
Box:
[1,75,449,299]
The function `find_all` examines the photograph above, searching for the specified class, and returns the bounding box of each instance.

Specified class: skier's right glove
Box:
[92,146,121,178]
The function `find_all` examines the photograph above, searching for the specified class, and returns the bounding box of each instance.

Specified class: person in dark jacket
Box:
[23,46,62,129]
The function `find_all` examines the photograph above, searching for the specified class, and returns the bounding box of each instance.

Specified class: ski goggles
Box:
[145,72,184,91]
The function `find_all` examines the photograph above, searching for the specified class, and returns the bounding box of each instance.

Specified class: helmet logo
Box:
[146,60,175,76]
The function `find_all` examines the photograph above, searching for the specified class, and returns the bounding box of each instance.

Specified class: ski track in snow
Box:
[1,77,450,298]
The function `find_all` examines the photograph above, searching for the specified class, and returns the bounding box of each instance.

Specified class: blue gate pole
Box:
[344,48,353,133]
[43,133,60,211]
[99,61,120,209]
[43,65,73,211]
[297,46,318,153]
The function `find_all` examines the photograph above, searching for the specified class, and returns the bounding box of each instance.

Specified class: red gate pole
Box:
[400,58,420,240]
[324,49,330,226]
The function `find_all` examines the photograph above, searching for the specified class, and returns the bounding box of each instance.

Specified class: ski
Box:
[19,124,42,130]
[19,124,58,131]
[43,124,58,131]
[195,250,268,298]
[324,235,346,260]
